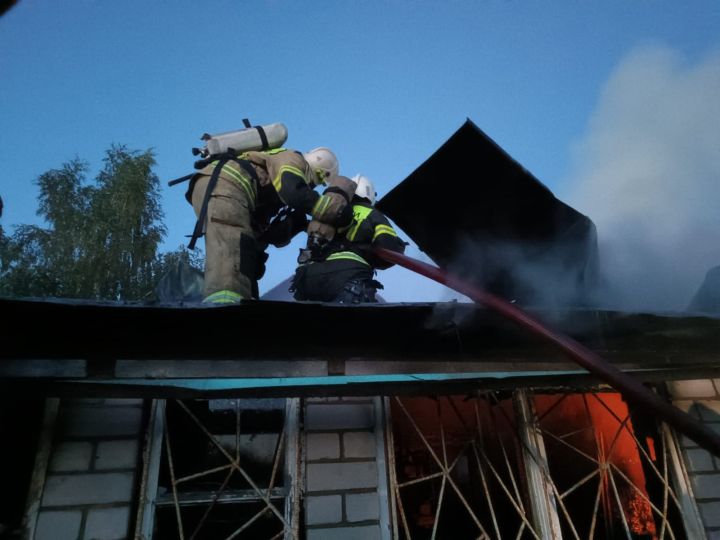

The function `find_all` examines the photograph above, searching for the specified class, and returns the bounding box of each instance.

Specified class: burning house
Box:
[1,120,720,540]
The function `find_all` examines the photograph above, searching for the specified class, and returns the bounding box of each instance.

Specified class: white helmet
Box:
[351,174,376,205]
[303,147,339,185]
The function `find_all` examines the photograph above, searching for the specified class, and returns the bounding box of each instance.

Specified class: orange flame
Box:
[535,393,657,536]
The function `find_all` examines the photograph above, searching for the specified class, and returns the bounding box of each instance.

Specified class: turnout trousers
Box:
[191,174,257,301]
[292,259,378,303]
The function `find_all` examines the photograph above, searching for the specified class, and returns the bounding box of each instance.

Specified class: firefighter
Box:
[187,146,349,303]
[291,174,406,303]
[297,174,357,264]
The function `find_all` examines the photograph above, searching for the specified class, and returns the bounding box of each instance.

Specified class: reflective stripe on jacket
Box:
[327,202,404,269]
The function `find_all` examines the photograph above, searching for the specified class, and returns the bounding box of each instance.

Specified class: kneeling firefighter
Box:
[297,174,358,264]
[292,174,406,303]
[179,122,352,303]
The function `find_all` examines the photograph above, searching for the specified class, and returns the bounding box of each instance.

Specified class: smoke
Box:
[444,230,598,309]
[566,45,720,312]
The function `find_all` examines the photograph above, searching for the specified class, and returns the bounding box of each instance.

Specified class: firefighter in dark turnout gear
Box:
[292,174,406,303]
[187,146,350,303]
[297,174,357,264]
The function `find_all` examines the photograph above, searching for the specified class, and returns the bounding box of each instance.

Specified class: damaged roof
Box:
[0,297,719,397]
[1,296,718,361]
[2,121,718,398]
[378,119,598,306]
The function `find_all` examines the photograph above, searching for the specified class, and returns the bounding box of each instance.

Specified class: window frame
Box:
[383,387,706,540]
[135,398,301,540]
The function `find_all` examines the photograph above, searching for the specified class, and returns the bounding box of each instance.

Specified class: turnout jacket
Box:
[292,200,405,302]
[328,200,405,268]
[190,148,345,232]
[186,148,347,302]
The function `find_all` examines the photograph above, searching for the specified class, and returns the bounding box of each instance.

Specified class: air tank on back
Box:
[195,122,288,157]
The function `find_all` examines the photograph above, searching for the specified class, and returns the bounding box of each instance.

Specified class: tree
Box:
[0,159,91,298]
[0,146,196,301]
[80,146,166,299]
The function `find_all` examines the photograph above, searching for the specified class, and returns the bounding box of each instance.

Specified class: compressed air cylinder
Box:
[202,122,288,155]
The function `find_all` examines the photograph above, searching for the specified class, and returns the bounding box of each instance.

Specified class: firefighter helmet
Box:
[303,147,339,185]
[351,174,376,205]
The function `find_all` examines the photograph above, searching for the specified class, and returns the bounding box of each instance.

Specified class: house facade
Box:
[2,299,720,539]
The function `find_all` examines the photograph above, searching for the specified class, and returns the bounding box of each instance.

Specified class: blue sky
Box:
[1,0,719,302]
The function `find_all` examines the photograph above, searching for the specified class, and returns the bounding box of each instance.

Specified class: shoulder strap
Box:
[187,152,261,250]
[243,118,270,150]
[233,156,261,184]
[188,156,229,250]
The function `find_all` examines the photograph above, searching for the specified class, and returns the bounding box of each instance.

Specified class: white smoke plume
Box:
[566,45,720,312]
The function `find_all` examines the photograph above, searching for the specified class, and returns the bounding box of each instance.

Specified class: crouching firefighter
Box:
[297,174,357,264]
[292,174,406,303]
[174,126,349,303]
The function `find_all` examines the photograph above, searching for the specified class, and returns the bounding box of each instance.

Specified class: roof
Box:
[0,120,717,399]
[377,119,598,306]
[1,297,719,398]
[260,276,295,301]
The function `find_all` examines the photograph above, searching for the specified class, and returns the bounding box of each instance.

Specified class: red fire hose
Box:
[374,247,720,457]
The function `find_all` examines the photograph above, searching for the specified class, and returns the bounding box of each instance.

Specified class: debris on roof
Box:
[154,259,204,303]
[378,119,598,307]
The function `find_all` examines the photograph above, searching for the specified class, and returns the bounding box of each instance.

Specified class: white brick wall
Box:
[35,510,82,540]
[307,524,381,540]
[303,397,388,539]
[32,398,144,540]
[670,378,720,536]
[306,495,342,525]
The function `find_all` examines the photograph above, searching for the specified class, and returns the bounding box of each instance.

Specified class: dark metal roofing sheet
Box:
[2,297,719,398]
[1,297,718,361]
[377,119,598,306]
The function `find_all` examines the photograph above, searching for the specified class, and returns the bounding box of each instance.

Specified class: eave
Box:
[1,297,718,398]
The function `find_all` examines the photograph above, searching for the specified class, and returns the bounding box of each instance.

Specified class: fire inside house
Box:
[1,120,720,540]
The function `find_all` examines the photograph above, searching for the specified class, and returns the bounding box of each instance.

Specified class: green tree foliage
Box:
[0,146,199,301]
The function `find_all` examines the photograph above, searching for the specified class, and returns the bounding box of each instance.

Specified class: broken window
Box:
[137,398,300,540]
[534,391,688,539]
[387,390,699,539]
[387,392,536,539]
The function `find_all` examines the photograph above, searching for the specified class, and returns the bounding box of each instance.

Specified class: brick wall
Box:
[32,399,144,540]
[669,379,720,538]
[303,397,389,540]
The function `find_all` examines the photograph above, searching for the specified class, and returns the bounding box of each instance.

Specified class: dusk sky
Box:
[1,1,718,305]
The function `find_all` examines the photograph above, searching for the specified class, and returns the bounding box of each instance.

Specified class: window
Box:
[386,389,699,539]
[533,391,693,538]
[137,399,300,540]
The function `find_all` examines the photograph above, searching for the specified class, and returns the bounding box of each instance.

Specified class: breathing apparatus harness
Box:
[168,119,278,250]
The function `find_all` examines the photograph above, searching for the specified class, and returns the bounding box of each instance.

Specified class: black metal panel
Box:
[377,119,598,306]
[1,297,719,362]
[0,297,528,360]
